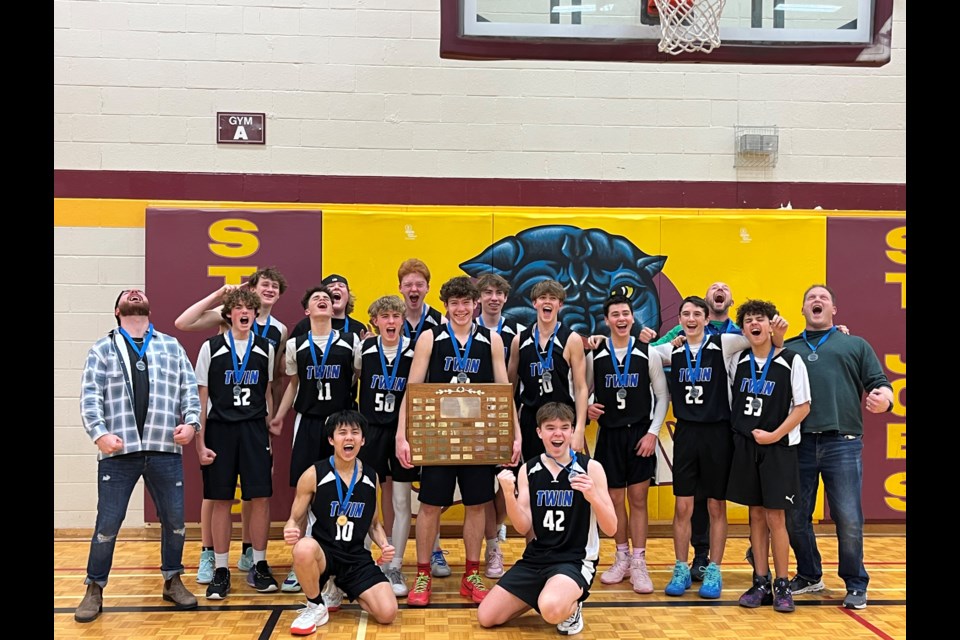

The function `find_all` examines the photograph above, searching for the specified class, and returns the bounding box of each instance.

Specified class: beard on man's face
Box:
[117,300,150,317]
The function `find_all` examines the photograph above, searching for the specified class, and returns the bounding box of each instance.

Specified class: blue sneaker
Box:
[698,562,722,599]
[196,549,215,584]
[237,547,254,572]
[664,560,692,596]
[282,568,302,593]
[431,549,451,578]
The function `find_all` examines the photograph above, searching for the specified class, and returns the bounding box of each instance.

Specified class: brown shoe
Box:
[163,574,198,610]
[75,583,103,623]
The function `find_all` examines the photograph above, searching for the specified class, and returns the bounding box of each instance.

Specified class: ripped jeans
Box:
[86,453,186,586]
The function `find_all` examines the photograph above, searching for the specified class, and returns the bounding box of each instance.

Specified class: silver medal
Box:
[616,388,627,400]
[541,371,552,385]
[567,468,580,480]
[690,386,701,400]
[751,397,762,411]
[384,392,396,412]
[457,372,468,383]
[807,353,819,362]
[135,360,146,371]
[233,384,242,397]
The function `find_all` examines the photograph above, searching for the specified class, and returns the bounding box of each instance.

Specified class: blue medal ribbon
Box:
[608,337,634,389]
[118,323,154,368]
[403,306,428,342]
[748,344,777,397]
[446,324,475,375]
[227,330,254,389]
[478,315,504,335]
[801,326,837,357]
[308,330,339,381]
[683,334,708,386]
[544,448,580,480]
[705,318,734,336]
[329,455,359,521]
[377,336,405,393]
[533,324,560,376]
[252,315,272,340]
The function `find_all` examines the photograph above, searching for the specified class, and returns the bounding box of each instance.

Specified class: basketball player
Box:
[174,268,289,583]
[284,410,397,636]
[588,294,669,595]
[194,287,278,599]
[395,276,522,607]
[726,299,810,614]
[476,402,616,636]
[290,274,367,341]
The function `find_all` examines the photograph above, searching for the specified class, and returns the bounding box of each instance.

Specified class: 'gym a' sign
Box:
[217,112,265,144]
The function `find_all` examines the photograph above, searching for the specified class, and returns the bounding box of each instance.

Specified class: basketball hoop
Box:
[652,0,727,55]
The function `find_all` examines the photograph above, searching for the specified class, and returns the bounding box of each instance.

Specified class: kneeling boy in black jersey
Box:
[283,410,397,636]
[477,403,617,636]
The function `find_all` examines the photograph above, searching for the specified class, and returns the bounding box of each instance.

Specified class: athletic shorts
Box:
[316,545,388,602]
[358,421,420,483]
[201,418,272,500]
[418,464,494,507]
[593,422,657,489]
[290,413,335,487]
[497,559,595,612]
[726,432,800,510]
[671,419,734,499]
[518,405,547,463]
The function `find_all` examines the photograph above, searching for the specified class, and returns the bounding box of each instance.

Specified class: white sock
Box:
[391,481,412,571]
[253,548,266,563]
[214,552,229,569]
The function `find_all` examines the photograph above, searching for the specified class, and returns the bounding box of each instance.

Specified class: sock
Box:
[202,546,213,552]
[242,542,252,554]
[214,552,229,569]
[253,548,266,563]
[616,543,629,554]
[465,560,480,575]
[633,547,645,559]
[308,593,324,606]
[417,562,431,577]
[486,538,500,553]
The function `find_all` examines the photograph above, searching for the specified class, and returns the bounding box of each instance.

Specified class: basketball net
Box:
[652,0,727,55]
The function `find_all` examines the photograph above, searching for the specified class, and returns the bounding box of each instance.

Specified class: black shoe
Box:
[772,577,795,613]
[690,554,709,582]
[247,560,279,593]
[738,573,773,608]
[789,575,825,595]
[205,567,231,600]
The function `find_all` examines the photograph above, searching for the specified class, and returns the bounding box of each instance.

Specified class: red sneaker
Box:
[460,570,489,603]
[407,570,432,607]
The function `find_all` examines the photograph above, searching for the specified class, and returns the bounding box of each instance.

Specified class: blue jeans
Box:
[786,433,869,592]
[85,454,186,587]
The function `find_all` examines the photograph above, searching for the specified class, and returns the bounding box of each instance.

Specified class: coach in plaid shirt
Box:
[75,289,202,623]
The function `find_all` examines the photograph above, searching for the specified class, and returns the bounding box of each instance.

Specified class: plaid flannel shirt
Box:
[81,328,201,460]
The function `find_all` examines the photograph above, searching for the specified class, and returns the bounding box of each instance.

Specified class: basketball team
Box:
[77,258,894,635]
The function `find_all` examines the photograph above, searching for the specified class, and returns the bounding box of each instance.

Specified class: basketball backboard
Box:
[440,0,893,65]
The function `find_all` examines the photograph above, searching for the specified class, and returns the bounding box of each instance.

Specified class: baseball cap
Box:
[321,274,349,288]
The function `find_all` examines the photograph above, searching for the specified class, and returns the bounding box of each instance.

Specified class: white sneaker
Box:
[321,579,344,612]
[600,550,631,584]
[384,567,409,597]
[485,547,504,578]
[281,569,301,593]
[290,601,329,636]
[556,601,583,635]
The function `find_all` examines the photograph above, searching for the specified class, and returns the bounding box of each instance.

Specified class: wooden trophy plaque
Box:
[405,383,515,465]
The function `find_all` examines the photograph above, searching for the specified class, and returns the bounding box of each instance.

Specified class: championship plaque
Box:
[405,383,515,465]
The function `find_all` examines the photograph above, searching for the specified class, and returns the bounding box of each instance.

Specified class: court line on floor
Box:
[840,606,897,640]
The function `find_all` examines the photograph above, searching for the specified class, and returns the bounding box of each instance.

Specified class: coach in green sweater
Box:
[783,284,894,611]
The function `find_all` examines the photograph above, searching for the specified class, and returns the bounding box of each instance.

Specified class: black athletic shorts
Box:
[671,419,733,499]
[518,405,547,463]
[726,432,800,510]
[201,417,272,500]
[358,421,420,483]
[317,545,388,602]
[593,422,657,489]
[497,559,595,612]
[418,464,494,507]
[290,413,335,487]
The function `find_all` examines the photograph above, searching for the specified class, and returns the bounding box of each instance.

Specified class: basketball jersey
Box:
[251,316,287,352]
[425,324,495,384]
[357,335,414,425]
[290,331,357,417]
[729,347,801,445]
[516,323,575,410]
[523,452,599,567]
[476,317,522,369]
[403,304,444,345]
[291,315,362,341]
[667,335,732,423]
[309,458,379,558]
[201,333,272,422]
[591,340,654,429]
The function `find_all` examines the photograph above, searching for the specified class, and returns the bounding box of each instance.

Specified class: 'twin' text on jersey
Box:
[425,325,495,383]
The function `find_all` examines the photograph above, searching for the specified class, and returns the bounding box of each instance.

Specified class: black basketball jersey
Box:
[516,323,575,410]
[667,335,732,423]
[202,333,272,422]
[251,316,286,352]
[309,458,379,559]
[523,452,599,566]
[357,335,414,425]
[476,317,522,370]
[403,304,444,345]
[591,339,653,429]
[730,347,800,445]
[291,331,357,417]
[425,324,495,384]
